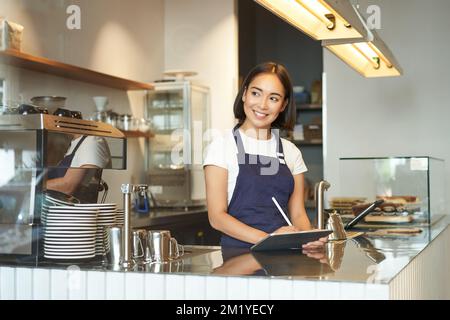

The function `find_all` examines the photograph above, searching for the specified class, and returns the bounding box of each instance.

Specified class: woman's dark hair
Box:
[234,62,295,130]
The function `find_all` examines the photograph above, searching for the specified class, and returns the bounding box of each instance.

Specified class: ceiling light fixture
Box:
[254,0,370,40]
[322,29,402,77]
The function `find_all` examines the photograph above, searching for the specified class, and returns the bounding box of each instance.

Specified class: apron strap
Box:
[232,124,246,155]
[232,125,248,165]
[69,136,88,157]
[272,129,286,164]
[232,126,287,164]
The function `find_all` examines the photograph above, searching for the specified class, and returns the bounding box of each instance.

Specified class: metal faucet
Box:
[314,180,331,229]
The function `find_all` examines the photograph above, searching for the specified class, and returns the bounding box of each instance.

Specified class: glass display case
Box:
[0,114,126,263]
[145,81,210,207]
[337,157,445,226]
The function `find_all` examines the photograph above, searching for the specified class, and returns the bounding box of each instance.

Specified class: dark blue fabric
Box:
[47,136,87,179]
[221,126,295,248]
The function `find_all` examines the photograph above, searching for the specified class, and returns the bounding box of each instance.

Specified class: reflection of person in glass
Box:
[212,247,264,276]
[213,243,345,277]
[46,134,111,203]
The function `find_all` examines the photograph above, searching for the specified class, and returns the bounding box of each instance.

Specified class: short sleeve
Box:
[203,134,228,170]
[292,147,308,175]
[71,136,111,168]
[282,139,308,175]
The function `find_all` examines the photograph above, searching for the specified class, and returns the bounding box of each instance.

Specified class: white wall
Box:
[324,0,450,206]
[0,0,165,203]
[164,0,238,131]
[164,0,238,199]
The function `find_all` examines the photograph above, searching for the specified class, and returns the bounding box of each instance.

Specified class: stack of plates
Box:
[116,209,124,225]
[73,203,117,256]
[43,193,78,207]
[42,205,97,260]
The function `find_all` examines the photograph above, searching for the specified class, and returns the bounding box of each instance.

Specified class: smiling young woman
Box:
[203,62,326,250]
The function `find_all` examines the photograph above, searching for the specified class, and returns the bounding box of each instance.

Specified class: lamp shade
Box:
[254,0,371,40]
[323,30,402,77]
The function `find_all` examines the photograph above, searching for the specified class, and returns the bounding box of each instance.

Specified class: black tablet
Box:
[250,230,333,252]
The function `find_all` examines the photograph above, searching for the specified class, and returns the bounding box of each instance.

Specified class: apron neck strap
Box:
[70,135,88,156]
[232,125,284,156]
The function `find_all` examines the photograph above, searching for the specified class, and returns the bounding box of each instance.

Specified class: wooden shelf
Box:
[0,49,154,91]
[297,104,322,111]
[121,130,155,138]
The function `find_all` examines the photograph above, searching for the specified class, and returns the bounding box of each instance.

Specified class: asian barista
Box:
[204,62,327,250]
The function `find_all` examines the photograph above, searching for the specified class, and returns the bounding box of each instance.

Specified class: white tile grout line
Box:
[103,271,107,300]
[84,270,88,300]
[13,268,17,300]
[31,269,34,300]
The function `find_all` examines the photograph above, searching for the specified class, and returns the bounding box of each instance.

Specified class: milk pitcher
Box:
[146,230,184,263]
[132,229,147,263]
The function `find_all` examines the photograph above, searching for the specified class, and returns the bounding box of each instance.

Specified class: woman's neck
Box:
[239,120,271,140]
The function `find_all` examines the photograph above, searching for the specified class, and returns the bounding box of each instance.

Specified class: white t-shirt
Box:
[203,129,308,204]
[65,136,112,169]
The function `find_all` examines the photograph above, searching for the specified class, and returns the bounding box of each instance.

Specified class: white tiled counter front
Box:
[1,219,449,300]
[0,267,391,300]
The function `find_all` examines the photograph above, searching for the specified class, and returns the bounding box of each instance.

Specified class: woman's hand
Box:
[273,225,299,234]
[302,248,328,264]
[302,236,329,250]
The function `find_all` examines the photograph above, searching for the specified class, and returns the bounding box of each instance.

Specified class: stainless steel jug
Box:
[326,211,347,240]
[106,226,123,266]
[132,229,147,263]
[146,230,184,263]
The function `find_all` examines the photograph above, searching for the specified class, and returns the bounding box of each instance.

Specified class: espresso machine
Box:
[0,114,126,263]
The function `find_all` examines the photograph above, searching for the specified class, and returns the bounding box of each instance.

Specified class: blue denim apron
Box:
[47,136,101,203]
[47,136,87,179]
[221,126,295,247]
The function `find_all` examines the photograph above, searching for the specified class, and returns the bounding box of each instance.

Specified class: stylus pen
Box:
[271,197,293,226]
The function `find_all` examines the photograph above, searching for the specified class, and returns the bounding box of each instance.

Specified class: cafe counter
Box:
[1,216,449,300]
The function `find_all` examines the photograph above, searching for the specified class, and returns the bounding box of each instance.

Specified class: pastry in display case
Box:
[336,157,445,227]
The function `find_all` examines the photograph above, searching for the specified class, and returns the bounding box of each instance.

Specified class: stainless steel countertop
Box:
[3,216,449,285]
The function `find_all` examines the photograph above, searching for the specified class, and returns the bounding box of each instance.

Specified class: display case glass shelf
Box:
[338,156,445,226]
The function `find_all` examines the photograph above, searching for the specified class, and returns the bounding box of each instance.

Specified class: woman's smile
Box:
[241,72,287,135]
[253,109,269,119]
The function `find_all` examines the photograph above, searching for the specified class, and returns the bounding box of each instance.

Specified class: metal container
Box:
[326,211,347,240]
[146,230,172,263]
[132,229,147,263]
[106,226,123,266]
[30,96,66,114]
[169,237,184,260]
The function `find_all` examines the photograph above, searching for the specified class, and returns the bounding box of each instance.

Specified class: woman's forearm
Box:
[291,208,313,230]
[209,211,268,244]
